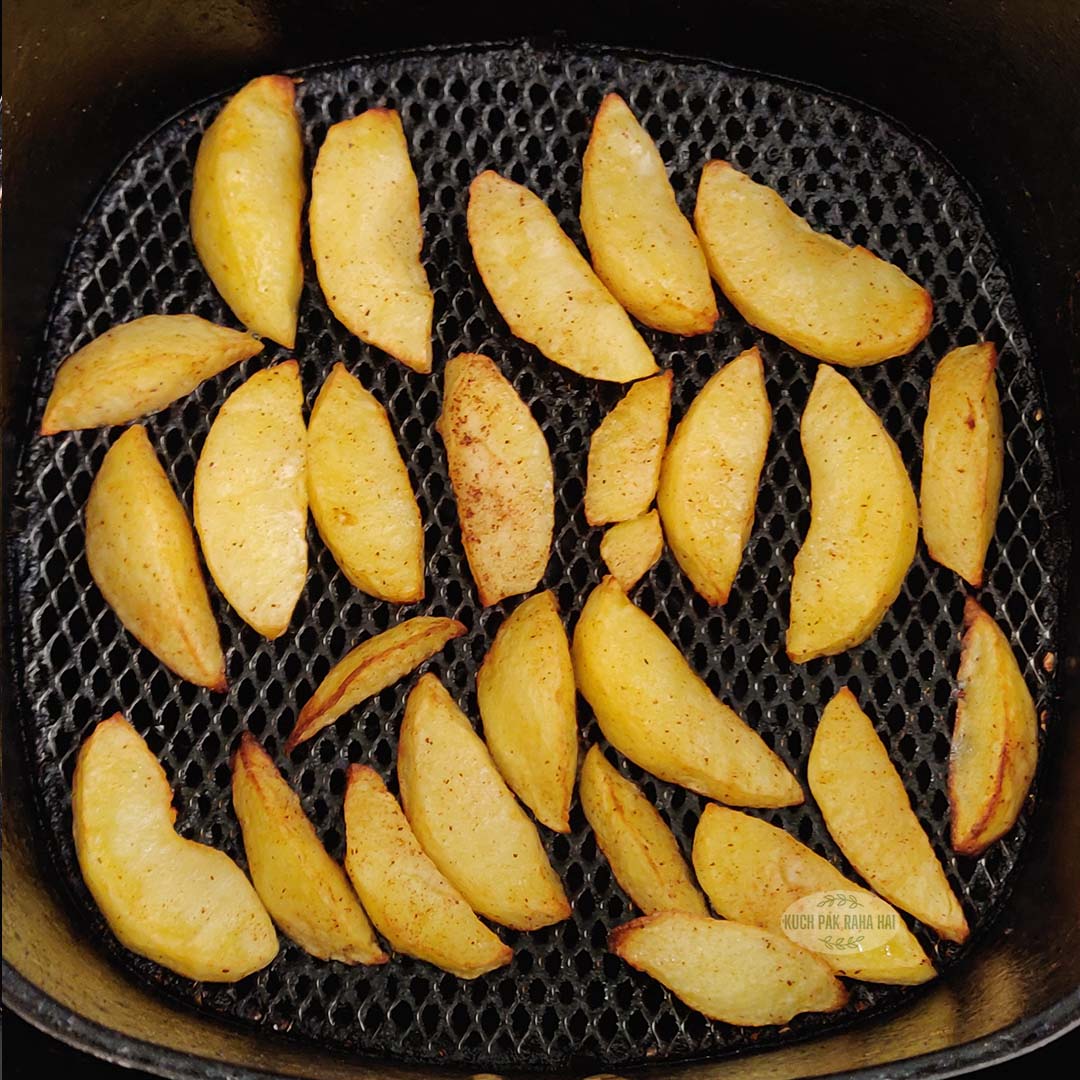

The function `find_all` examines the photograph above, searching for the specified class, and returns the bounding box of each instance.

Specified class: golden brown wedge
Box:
[610,912,848,1025]
[600,511,664,591]
[397,674,571,930]
[949,598,1038,855]
[86,426,225,690]
[194,362,307,638]
[310,109,433,372]
[920,343,1003,587]
[476,591,577,833]
[787,365,917,662]
[572,577,802,807]
[585,372,672,526]
[286,616,466,752]
[692,804,935,985]
[307,363,424,602]
[657,346,771,605]
[436,353,553,606]
[343,766,512,978]
[191,75,305,347]
[468,171,658,382]
[73,715,277,981]
[580,746,707,916]
[695,160,932,366]
[231,735,386,964]
[580,93,717,335]
[41,315,263,435]
[809,689,969,942]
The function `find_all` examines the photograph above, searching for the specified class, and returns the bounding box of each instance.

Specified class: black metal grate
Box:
[9,43,1066,1073]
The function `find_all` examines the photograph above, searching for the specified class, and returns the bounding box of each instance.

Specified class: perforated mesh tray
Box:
[8,42,1066,1073]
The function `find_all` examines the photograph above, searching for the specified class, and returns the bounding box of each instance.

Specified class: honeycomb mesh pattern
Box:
[9,43,1066,1072]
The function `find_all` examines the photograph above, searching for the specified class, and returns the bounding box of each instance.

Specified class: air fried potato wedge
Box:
[657,347,771,605]
[310,109,434,372]
[809,689,969,942]
[398,674,571,930]
[41,315,263,435]
[287,616,466,752]
[191,75,305,347]
[580,746,707,916]
[787,365,917,662]
[86,426,225,690]
[74,715,277,981]
[468,171,658,382]
[436,353,553,606]
[194,362,308,638]
[949,598,1038,855]
[572,577,802,807]
[307,363,424,602]
[344,766,512,979]
[610,912,848,1025]
[600,511,664,591]
[692,805,936,985]
[231,735,386,964]
[921,343,1004,587]
[695,161,932,366]
[585,372,672,525]
[580,93,717,335]
[476,591,578,833]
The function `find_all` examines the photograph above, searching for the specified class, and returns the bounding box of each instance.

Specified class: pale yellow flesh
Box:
[231,735,385,964]
[600,511,664,591]
[580,93,717,335]
[610,912,848,1025]
[343,766,512,979]
[809,689,969,942]
[307,362,425,602]
[694,160,932,366]
[476,591,578,833]
[691,804,935,984]
[85,426,225,689]
[397,674,571,930]
[194,362,308,638]
[571,577,802,807]
[73,715,277,982]
[41,315,263,435]
[310,109,433,372]
[580,746,707,916]
[436,353,553,606]
[191,75,305,347]
[920,343,1003,587]
[787,365,917,662]
[657,347,771,605]
[585,372,672,526]
[949,598,1038,854]
[468,171,657,382]
[287,616,466,751]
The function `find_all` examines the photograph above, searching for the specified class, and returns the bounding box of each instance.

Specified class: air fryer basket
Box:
[4,3,1079,1080]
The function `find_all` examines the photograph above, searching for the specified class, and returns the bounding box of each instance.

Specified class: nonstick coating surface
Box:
[9,43,1066,1072]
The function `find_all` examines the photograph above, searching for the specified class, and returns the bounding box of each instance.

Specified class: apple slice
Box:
[600,511,664,591]
[397,674,571,930]
[787,365,917,662]
[468,170,657,383]
[231,735,386,964]
[194,362,307,638]
[657,346,771,605]
[949,597,1038,854]
[86,425,225,690]
[344,766,512,978]
[580,93,717,335]
[73,715,277,981]
[191,75,305,348]
[310,109,433,372]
